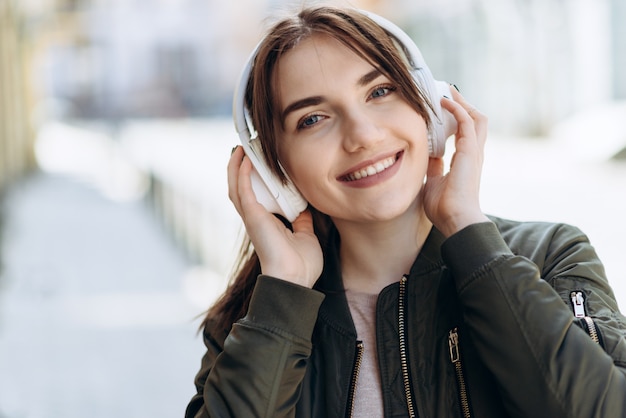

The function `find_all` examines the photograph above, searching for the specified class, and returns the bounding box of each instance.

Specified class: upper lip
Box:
[337,150,403,180]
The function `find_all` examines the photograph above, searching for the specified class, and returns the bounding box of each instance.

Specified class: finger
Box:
[227,145,245,208]
[237,154,260,212]
[448,89,488,145]
[464,106,488,148]
[291,208,315,235]
[441,97,476,141]
[449,88,476,114]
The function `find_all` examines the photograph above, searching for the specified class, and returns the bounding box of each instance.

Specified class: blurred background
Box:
[0,0,624,416]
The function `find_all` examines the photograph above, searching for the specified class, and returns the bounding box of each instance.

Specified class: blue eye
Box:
[370,85,396,99]
[298,114,323,129]
[372,87,387,97]
[304,115,321,126]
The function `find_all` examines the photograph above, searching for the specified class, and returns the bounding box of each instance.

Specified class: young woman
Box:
[186,6,626,418]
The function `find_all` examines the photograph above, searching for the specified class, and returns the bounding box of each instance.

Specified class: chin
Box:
[340,200,419,223]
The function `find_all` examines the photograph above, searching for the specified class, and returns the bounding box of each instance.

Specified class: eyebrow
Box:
[358,68,384,87]
[281,96,325,125]
[280,68,384,124]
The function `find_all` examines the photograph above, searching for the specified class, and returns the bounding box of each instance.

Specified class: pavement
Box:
[0,172,206,418]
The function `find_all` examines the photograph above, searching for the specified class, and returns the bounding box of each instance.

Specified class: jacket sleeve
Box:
[441,221,626,418]
[185,275,325,418]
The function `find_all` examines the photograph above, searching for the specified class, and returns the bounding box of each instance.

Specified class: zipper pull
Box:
[448,328,472,418]
[570,291,586,318]
[448,328,460,363]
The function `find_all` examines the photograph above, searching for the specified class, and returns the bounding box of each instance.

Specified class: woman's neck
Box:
[335,206,432,294]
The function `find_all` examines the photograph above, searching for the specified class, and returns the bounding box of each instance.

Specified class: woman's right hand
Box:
[227,146,323,288]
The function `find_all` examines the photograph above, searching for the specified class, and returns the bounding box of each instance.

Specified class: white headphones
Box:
[233,9,457,222]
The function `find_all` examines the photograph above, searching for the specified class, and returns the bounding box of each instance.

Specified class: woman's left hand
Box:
[423,88,491,238]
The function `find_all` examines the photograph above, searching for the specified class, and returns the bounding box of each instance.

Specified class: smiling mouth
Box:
[343,152,401,182]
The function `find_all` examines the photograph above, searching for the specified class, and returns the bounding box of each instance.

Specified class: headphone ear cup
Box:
[248,166,308,221]
[233,41,308,223]
[427,81,458,158]
[413,69,452,158]
[249,166,283,215]
[277,177,310,221]
[427,132,437,158]
[240,136,308,222]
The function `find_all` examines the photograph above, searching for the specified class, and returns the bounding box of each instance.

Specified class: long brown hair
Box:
[203,6,433,334]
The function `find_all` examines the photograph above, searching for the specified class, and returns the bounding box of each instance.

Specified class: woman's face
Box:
[274,33,430,223]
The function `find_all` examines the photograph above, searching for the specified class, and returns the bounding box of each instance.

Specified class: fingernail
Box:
[231,145,239,155]
[442,95,450,100]
[451,84,460,92]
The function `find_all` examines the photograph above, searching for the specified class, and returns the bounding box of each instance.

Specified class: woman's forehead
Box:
[273,34,377,91]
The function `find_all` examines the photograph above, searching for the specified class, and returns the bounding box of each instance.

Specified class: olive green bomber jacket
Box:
[186,218,626,417]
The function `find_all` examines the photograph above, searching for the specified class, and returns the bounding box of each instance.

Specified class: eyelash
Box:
[295,83,398,130]
[369,83,397,100]
[297,113,325,130]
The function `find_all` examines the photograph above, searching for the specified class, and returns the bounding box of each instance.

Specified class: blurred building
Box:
[27,0,231,120]
[612,0,626,99]
[0,0,36,193]
[386,0,624,135]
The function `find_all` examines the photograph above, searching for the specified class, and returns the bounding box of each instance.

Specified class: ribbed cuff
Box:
[441,222,513,288]
[245,275,325,341]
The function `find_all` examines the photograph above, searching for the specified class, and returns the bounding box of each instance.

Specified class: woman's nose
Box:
[341,109,384,152]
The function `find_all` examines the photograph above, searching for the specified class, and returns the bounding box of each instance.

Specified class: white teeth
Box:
[346,156,396,181]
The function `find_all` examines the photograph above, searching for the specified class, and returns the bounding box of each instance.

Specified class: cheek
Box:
[282,153,317,189]
[408,122,431,176]
[278,145,328,204]
[277,143,308,184]
[414,119,430,152]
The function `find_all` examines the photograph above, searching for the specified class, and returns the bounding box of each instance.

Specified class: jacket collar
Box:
[409,226,446,275]
[313,224,446,336]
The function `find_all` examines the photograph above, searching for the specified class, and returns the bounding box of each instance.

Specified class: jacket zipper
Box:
[399,276,416,418]
[570,291,600,344]
[448,328,471,418]
[346,341,364,418]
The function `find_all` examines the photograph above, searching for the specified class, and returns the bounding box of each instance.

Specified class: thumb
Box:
[291,208,315,235]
